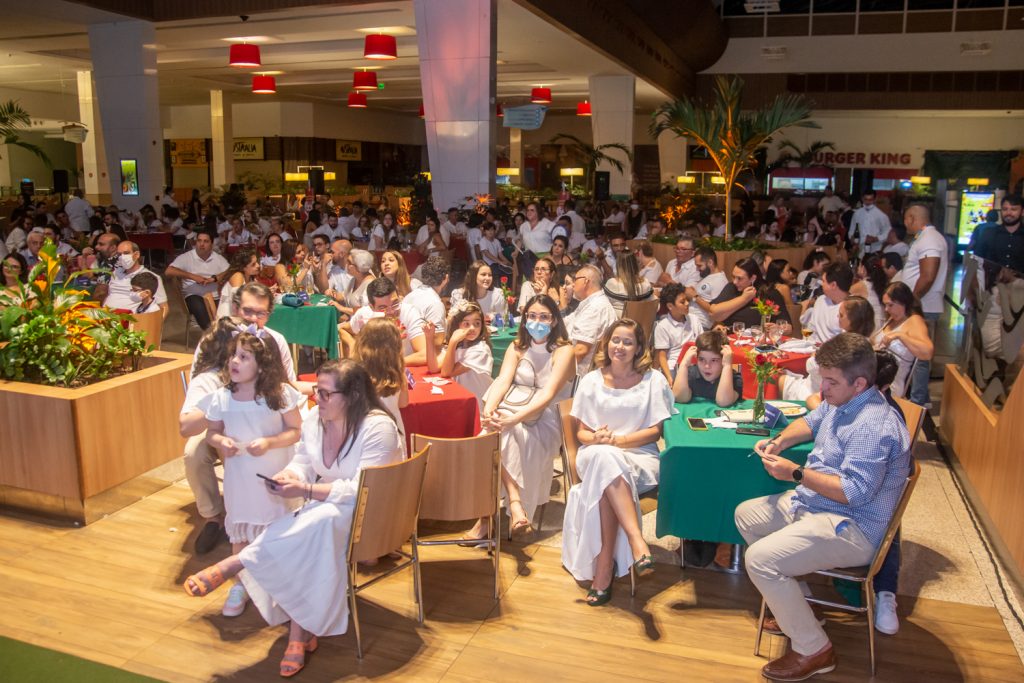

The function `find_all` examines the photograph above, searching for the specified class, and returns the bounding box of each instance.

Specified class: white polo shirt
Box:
[894,224,948,315]
[665,258,700,288]
[653,314,701,375]
[800,295,843,345]
[399,285,446,340]
[564,291,618,375]
[689,271,729,329]
[169,249,229,298]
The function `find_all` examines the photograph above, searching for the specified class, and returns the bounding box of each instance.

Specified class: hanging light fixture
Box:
[251,75,276,94]
[363,34,397,60]
[530,87,551,104]
[347,91,368,108]
[418,103,425,119]
[576,100,592,116]
[352,70,378,91]
[496,103,504,118]
[228,43,261,67]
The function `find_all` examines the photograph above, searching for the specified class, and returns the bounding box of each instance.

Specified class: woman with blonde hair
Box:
[380,249,420,297]
[561,318,677,605]
[352,317,409,447]
[603,250,655,316]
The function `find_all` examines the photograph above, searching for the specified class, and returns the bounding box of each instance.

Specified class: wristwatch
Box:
[792,465,805,482]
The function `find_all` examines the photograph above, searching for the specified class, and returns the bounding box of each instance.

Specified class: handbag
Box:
[499,356,542,426]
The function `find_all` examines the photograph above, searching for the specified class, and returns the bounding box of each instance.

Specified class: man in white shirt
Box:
[882,224,909,260]
[563,199,587,251]
[710,212,727,238]
[894,203,947,406]
[552,216,571,242]
[399,255,450,366]
[659,237,700,288]
[603,203,625,231]
[64,189,94,234]
[337,207,357,236]
[564,264,618,375]
[850,191,891,255]
[636,243,664,286]
[315,238,354,300]
[311,213,346,241]
[817,186,846,216]
[799,263,852,345]
[104,240,169,318]
[441,208,468,238]
[166,232,229,329]
[686,246,730,330]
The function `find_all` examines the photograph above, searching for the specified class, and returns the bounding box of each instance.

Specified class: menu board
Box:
[170,139,208,168]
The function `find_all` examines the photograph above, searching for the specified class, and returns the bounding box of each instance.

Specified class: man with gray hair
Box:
[400,254,450,366]
[103,239,169,318]
[345,248,376,310]
[563,263,618,375]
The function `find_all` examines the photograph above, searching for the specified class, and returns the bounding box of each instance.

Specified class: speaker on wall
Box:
[594,171,610,201]
[307,168,325,195]
[53,169,69,194]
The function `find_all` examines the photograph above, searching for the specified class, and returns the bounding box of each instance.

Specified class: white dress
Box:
[449,287,509,319]
[781,355,820,402]
[452,342,494,409]
[204,384,305,543]
[238,410,403,636]
[493,340,568,523]
[873,320,916,398]
[561,370,677,581]
[216,281,236,319]
[379,391,407,455]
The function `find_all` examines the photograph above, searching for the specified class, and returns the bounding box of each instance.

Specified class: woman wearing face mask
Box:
[480,295,575,537]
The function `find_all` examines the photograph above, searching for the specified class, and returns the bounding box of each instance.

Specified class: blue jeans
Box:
[909,312,940,406]
[874,531,900,594]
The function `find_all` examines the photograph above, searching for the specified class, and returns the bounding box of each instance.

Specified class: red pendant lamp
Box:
[347,91,368,108]
[228,43,261,68]
[530,87,551,104]
[363,34,397,60]
[252,75,276,94]
[496,103,504,118]
[576,100,592,116]
[418,103,425,119]
[353,70,378,91]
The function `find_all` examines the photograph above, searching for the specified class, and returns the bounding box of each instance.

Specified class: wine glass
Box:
[768,323,783,347]
[732,322,745,338]
[778,320,792,340]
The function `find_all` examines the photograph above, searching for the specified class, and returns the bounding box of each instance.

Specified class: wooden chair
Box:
[346,445,430,659]
[414,432,502,599]
[166,277,200,348]
[202,292,219,323]
[622,298,660,341]
[558,398,658,597]
[753,460,922,675]
[785,302,803,339]
[129,310,164,350]
[893,396,926,445]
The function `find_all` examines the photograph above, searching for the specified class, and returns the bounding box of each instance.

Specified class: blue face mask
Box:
[525,320,551,342]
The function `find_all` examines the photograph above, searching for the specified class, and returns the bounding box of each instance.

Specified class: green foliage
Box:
[0,99,51,167]
[0,241,150,388]
[550,133,634,194]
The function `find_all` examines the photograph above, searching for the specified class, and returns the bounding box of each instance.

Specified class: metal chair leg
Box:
[754,598,767,656]
[866,581,877,675]
[349,565,363,659]
[412,534,424,624]
[492,513,501,600]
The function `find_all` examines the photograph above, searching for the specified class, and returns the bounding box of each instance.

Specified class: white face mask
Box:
[630,204,639,210]
[117,253,135,270]
[129,291,143,303]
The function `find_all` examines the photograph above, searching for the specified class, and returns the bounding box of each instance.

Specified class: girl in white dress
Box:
[426,301,493,409]
[872,282,934,399]
[203,331,303,617]
[185,360,403,677]
[448,260,509,321]
[216,248,260,319]
[562,319,677,606]
[478,293,575,539]
[353,317,409,453]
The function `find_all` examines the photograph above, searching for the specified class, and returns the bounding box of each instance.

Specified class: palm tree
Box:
[651,75,817,238]
[771,139,836,169]
[0,99,50,166]
[550,133,633,196]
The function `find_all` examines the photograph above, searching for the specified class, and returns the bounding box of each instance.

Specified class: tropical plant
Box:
[650,75,818,238]
[0,241,149,387]
[768,139,836,172]
[0,99,51,167]
[550,133,633,196]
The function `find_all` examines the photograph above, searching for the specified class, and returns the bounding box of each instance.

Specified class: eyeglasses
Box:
[316,388,343,402]
[241,307,270,319]
[526,313,554,323]
[2,264,21,272]
[573,275,588,282]
[533,266,551,273]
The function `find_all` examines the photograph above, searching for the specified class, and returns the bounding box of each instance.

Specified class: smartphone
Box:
[686,417,708,431]
[736,426,771,437]
[256,472,280,490]
[405,368,416,389]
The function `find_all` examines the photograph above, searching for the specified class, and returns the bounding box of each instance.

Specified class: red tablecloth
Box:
[127,232,173,254]
[299,365,480,454]
[451,237,469,261]
[678,337,811,400]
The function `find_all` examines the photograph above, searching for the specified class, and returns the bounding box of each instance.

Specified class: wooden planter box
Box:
[0,351,193,525]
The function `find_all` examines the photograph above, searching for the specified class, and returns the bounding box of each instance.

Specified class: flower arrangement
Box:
[753,297,780,319]
[748,350,781,424]
[498,276,517,310]
[0,240,149,387]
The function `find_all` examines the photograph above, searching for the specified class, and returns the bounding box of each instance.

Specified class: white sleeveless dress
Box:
[873,319,916,398]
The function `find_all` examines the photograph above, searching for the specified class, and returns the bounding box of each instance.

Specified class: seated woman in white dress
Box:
[215,248,260,319]
[478,294,575,540]
[448,260,509,321]
[561,318,677,606]
[183,360,403,677]
[872,282,934,399]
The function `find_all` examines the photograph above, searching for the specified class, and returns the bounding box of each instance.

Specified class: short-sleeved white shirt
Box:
[479,236,503,266]
[665,258,700,288]
[170,249,229,298]
[895,224,948,314]
[653,314,701,375]
[180,371,223,414]
[520,219,555,254]
[638,259,664,286]
[399,285,446,340]
[800,295,843,345]
[104,266,168,310]
[564,291,618,375]
[348,305,381,334]
[689,271,729,329]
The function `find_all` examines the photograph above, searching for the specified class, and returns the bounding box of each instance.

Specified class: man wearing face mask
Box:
[103,240,169,318]
[850,190,892,256]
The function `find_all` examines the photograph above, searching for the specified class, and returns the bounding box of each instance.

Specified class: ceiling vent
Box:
[960,42,992,56]
[760,46,787,60]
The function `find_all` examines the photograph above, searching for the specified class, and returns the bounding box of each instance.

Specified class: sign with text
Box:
[335,140,361,161]
[502,104,548,131]
[812,151,913,168]
[233,137,264,160]
[169,139,207,168]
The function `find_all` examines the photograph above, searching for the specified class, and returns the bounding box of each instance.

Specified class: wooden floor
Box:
[0,483,1021,683]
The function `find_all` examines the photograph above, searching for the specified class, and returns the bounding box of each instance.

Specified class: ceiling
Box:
[0,0,670,114]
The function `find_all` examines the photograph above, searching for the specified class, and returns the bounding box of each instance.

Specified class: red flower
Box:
[755,354,767,365]
[501,276,509,284]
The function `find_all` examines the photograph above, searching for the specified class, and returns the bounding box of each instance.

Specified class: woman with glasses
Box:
[2,252,29,292]
[480,294,575,536]
[184,360,404,677]
[562,319,676,605]
[516,256,560,314]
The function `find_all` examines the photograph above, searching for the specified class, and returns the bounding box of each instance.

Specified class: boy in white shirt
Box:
[653,283,702,384]
[129,271,163,315]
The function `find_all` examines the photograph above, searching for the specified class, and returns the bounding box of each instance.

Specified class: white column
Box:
[76,70,110,200]
[509,128,522,177]
[415,0,497,213]
[589,75,635,200]
[210,90,234,188]
[87,20,164,210]
[658,131,688,187]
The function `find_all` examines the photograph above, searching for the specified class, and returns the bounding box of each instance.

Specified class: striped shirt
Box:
[792,387,911,547]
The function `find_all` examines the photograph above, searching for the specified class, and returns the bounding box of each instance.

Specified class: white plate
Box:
[768,400,808,417]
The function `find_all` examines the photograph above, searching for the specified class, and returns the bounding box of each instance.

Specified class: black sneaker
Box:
[194,521,227,554]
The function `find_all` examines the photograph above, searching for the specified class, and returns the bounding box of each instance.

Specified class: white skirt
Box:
[238,500,355,637]
[561,444,658,582]
[499,404,560,524]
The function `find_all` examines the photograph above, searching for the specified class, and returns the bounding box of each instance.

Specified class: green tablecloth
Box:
[490,325,518,377]
[266,294,340,359]
[656,398,813,545]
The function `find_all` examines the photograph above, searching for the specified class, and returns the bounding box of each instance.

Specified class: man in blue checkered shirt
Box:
[735,333,911,681]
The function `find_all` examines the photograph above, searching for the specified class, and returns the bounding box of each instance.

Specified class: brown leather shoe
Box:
[762,612,826,636]
[762,643,837,681]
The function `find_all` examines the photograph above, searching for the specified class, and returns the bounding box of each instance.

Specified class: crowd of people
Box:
[7,183,1019,682]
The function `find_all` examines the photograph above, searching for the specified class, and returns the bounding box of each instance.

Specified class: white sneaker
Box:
[875,591,899,635]
[222,582,248,617]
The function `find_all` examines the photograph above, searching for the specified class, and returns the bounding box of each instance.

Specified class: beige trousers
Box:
[736,491,875,655]
[183,432,224,520]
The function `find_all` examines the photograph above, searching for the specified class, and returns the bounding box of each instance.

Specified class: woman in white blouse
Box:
[183,360,403,677]
[561,319,677,606]
[449,260,508,321]
[516,256,561,313]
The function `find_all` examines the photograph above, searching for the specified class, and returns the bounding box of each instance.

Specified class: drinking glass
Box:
[769,323,783,346]
[802,327,814,341]
[732,322,745,337]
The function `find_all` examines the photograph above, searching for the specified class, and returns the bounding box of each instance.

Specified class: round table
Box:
[266,294,340,362]
[489,325,519,377]
[678,336,812,400]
